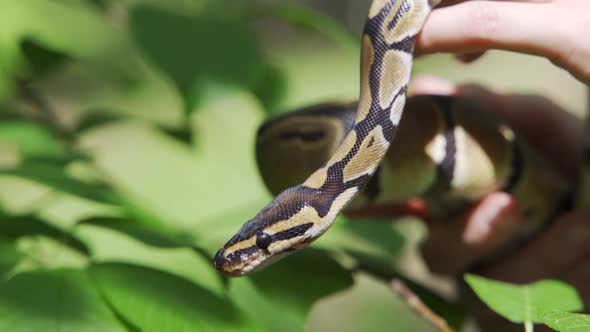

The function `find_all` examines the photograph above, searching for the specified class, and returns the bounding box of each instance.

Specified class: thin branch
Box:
[391,278,454,332]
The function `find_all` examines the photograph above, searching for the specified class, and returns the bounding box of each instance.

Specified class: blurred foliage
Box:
[465,275,584,331]
[542,311,590,332]
[4,0,579,331]
[0,0,449,331]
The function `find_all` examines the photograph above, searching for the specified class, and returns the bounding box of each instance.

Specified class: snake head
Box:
[213,220,311,276]
[214,188,322,276]
[213,231,296,276]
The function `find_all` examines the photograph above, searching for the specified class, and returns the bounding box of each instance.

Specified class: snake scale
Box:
[214,0,587,276]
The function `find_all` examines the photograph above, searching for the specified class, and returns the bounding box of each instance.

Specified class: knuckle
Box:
[548,3,590,82]
[551,21,590,82]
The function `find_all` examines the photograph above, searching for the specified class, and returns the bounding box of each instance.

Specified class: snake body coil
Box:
[215,0,440,275]
[255,96,573,265]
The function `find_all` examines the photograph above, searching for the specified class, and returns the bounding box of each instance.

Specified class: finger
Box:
[416,1,559,60]
[421,193,525,275]
[463,192,524,245]
[477,94,583,179]
[455,51,486,63]
[475,211,590,283]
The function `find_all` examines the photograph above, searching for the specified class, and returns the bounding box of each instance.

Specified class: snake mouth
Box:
[214,245,297,276]
[214,247,268,276]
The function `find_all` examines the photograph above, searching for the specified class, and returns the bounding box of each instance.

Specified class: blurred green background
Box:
[0,0,586,331]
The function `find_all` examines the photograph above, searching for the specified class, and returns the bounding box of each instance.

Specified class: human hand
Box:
[411,76,590,331]
[416,0,590,85]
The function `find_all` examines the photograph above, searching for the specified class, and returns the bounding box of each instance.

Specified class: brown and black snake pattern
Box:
[215,0,440,275]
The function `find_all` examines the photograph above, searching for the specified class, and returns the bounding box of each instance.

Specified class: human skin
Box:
[409,78,589,331]
[416,0,590,85]
[410,1,590,329]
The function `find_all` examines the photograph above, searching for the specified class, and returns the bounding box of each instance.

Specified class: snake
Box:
[254,96,574,270]
[214,0,444,276]
[214,0,584,276]
[255,96,572,226]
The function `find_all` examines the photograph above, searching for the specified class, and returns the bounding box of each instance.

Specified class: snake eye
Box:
[256,233,273,250]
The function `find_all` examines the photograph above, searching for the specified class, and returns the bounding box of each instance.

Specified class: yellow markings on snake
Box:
[268,236,306,254]
[303,167,328,189]
[263,206,317,235]
[343,125,389,183]
[378,98,443,202]
[452,126,498,197]
[425,132,446,164]
[380,50,412,109]
[214,0,449,276]
[498,124,516,142]
[356,36,375,124]
[304,129,358,189]
[369,0,393,18]
[386,0,430,44]
[224,236,256,256]
[382,0,404,38]
[266,186,354,253]
[312,187,359,236]
[389,93,406,127]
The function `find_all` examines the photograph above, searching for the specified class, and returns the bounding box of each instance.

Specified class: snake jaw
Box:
[214,246,263,276]
[214,245,293,276]
[214,220,315,276]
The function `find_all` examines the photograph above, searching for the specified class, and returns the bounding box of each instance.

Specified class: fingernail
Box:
[463,192,521,245]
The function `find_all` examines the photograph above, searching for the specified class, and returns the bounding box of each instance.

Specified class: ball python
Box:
[254,96,574,269]
[214,0,585,276]
[214,0,443,276]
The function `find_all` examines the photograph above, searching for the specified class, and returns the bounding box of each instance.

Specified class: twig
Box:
[391,278,454,332]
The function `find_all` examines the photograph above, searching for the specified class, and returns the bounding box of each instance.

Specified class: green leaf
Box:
[0,214,90,255]
[12,236,89,273]
[90,263,264,332]
[465,274,583,323]
[307,273,439,332]
[254,4,358,51]
[542,311,590,332]
[230,278,302,332]
[0,269,126,332]
[0,0,140,100]
[78,92,268,238]
[130,4,265,113]
[249,248,353,316]
[315,216,404,272]
[75,111,129,134]
[0,116,88,166]
[77,224,223,296]
[20,38,68,76]
[0,160,117,204]
[79,216,193,248]
[0,238,23,279]
[0,121,65,160]
[252,64,288,115]
[228,249,353,332]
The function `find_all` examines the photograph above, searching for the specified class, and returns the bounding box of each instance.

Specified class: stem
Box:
[525,321,534,332]
[391,279,454,332]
